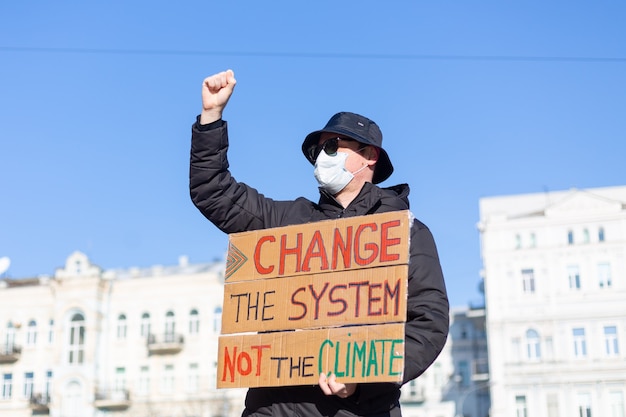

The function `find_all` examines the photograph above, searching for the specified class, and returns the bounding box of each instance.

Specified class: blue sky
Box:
[1,1,624,307]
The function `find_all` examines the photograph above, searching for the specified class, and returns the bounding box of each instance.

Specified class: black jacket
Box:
[190,119,449,417]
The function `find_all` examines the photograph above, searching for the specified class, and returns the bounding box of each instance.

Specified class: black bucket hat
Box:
[301,112,394,184]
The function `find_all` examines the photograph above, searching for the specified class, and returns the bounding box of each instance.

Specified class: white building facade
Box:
[479,186,626,417]
[0,251,246,417]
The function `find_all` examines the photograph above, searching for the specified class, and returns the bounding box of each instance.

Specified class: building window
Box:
[515,395,528,417]
[213,307,222,334]
[547,393,560,417]
[525,329,541,360]
[598,227,605,242]
[604,326,619,356]
[511,337,521,362]
[45,371,52,400]
[4,322,16,350]
[577,392,592,417]
[187,363,199,393]
[138,366,149,396]
[162,364,174,394]
[609,391,625,417]
[165,311,176,341]
[573,328,587,358]
[23,372,34,399]
[114,368,126,393]
[2,373,12,399]
[189,309,200,334]
[583,228,590,243]
[48,319,54,344]
[598,263,612,288]
[568,230,574,245]
[117,314,127,340]
[515,234,522,249]
[522,269,535,293]
[568,265,581,290]
[68,313,85,364]
[140,312,151,337]
[529,233,536,248]
[457,360,470,387]
[26,320,37,346]
[545,336,554,360]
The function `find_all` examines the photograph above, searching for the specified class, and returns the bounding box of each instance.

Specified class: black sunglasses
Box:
[308,137,356,161]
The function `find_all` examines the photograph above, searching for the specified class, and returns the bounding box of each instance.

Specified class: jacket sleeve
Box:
[402,219,449,384]
[189,119,291,233]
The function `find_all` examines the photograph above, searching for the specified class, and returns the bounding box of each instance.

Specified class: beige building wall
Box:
[0,251,246,417]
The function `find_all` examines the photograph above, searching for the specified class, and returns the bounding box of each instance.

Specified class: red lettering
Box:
[349,281,370,317]
[251,345,271,376]
[368,283,382,316]
[302,230,329,272]
[279,233,303,275]
[254,236,275,275]
[308,282,329,320]
[384,279,401,315]
[332,226,352,269]
[237,351,252,375]
[328,284,348,316]
[354,224,378,266]
[222,346,238,382]
[288,287,307,321]
[380,220,401,262]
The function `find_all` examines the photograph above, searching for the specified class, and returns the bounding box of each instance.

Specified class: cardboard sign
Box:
[221,265,408,334]
[217,211,413,389]
[225,210,412,282]
[217,323,405,388]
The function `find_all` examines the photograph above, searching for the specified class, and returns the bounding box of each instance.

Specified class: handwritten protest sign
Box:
[217,210,412,389]
[221,265,408,334]
[217,323,405,388]
[225,211,411,282]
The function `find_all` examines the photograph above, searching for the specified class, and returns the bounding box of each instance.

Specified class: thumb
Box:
[225,69,237,88]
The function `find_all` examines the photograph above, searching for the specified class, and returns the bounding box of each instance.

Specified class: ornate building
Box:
[0,251,245,417]
[479,185,626,417]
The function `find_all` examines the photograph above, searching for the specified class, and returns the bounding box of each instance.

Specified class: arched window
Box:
[116,314,127,339]
[189,309,199,334]
[567,230,574,245]
[140,312,151,338]
[165,311,175,341]
[583,228,590,243]
[26,320,37,346]
[525,329,541,360]
[68,313,85,364]
[4,322,16,351]
[598,227,605,242]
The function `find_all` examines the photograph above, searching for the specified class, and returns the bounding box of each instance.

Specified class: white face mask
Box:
[314,150,368,195]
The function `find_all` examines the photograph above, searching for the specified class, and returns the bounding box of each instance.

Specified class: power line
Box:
[1,46,625,63]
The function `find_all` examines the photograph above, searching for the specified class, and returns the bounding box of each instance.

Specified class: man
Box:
[190,69,449,417]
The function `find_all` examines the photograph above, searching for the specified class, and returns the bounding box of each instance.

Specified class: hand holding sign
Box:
[319,372,357,399]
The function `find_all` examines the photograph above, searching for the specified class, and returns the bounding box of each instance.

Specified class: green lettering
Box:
[367,340,379,376]
[318,339,333,373]
[389,339,404,376]
[352,341,366,377]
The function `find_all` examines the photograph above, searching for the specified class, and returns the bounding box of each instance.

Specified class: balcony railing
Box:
[29,393,51,414]
[0,344,21,364]
[147,333,184,354]
[94,389,131,410]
